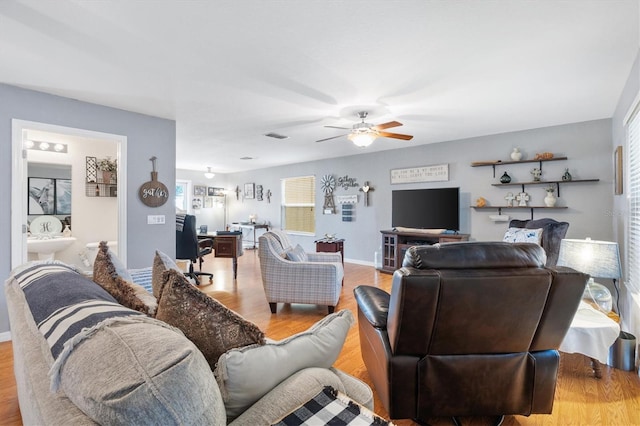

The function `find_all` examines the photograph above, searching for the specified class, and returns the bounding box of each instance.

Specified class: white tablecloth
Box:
[559,301,620,364]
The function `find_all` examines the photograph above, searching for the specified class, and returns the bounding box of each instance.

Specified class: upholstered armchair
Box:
[258,230,343,314]
[508,218,569,266]
[354,242,587,424]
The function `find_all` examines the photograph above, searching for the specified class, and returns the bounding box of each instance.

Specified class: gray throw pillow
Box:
[285,244,308,262]
[214,309,354,419]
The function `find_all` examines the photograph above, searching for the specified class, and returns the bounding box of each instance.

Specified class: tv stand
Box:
[380,229,470,274]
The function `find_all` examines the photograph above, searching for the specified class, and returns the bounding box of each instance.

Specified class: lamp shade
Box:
[348,133,376,147]
[557,238,622,279]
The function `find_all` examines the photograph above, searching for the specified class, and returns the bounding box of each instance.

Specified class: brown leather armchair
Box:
[354,242,587,424]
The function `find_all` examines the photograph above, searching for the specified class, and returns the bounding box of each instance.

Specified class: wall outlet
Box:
[147,215,166,225]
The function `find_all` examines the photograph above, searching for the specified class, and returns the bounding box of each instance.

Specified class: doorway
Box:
[11,119,128,270]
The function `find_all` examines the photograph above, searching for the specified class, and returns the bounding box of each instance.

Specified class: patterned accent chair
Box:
[258,230,343,314]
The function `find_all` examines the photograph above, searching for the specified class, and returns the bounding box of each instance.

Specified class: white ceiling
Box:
[1,1,638,173]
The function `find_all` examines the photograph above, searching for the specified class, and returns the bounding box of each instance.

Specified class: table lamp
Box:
[557,238,622,315]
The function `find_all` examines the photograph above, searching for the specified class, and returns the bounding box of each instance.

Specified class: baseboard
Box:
[0,331,11,342]
[345,258,375,267]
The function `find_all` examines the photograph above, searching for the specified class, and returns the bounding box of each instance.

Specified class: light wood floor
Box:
[2,250,640,425]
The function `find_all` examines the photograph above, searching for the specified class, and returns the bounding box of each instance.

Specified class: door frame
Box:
[11,119,128,269]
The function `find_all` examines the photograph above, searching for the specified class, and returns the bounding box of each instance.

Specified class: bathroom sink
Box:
[27,236,77,260]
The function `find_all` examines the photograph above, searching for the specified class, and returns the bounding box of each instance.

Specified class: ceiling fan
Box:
[316,111,413,147]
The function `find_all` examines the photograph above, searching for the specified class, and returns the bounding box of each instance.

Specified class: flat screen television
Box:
[391,187,460,231]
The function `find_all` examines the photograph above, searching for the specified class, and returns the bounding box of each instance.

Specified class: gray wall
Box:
[226,119,614,264]
[0,83,176,335]
[612,48,640,336]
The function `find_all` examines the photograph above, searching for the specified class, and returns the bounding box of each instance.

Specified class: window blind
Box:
[282,175,315,233]
[627,104,640,292]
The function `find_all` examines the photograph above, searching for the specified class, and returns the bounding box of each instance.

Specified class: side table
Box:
[315,239,344,263]
[559,300,620,378]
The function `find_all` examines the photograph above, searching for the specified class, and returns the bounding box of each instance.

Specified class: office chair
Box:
[176,214,213,284]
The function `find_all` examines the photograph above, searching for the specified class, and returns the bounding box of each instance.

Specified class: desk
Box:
[559,301,620,378]
[231,223,269,249]
[197,232,243,279]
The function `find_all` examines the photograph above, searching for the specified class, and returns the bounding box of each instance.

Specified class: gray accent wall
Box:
[226,119,613,264]
[0,83,176,335]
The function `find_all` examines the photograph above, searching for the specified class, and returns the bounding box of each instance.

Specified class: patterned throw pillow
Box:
[285,244,308,262]
[502,227,543,245]
[92,242,157,316]
[151,250,182,299]
[155,269,266,370]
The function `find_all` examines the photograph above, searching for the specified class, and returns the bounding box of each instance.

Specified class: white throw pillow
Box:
[214,309,354,420]
[502,227,543,245]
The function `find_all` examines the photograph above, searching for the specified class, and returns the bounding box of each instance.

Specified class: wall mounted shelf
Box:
[471,156,568,177]
[471,206,568,220]
[491,178,600,196]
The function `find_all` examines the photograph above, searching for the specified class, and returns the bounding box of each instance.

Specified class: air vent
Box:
[240,156,254,160]
[264,132,289,139]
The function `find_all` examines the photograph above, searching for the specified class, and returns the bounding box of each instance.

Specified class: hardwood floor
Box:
[2,250,640,425]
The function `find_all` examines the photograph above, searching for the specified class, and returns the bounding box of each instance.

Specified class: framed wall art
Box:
[28,177,56,215]
[194,185,206,196]
[615,145,623,195]
[244,183,255,199]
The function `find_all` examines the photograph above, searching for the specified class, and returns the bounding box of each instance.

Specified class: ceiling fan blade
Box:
[324,125,351,130]
[316,134,348,143]
[377,131,413,141]
[373,121,402,130]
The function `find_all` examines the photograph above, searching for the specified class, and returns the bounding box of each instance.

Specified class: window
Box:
[627,102,640,292]
[281,175,315,234]
[175,180,190,213]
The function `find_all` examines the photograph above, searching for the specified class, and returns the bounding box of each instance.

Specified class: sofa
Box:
[354,242,587,423]
[5,257,373,425]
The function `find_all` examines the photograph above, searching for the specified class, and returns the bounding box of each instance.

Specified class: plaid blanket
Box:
[273,386,393,426]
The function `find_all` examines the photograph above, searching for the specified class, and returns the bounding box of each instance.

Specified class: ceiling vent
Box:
[264,132,289,139]
[240,156,254,160]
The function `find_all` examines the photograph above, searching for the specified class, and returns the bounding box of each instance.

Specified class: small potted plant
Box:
[544,185,556,207]
[98,157,117,183]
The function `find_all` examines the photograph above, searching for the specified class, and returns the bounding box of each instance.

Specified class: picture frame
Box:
[204,196,214,208]
[209,186,225,196]
[244,183,255,199]
[28,178,56,215]
[615,145,623,195]
[55,179,72,215]
[192,196,203,209]
[193,185,206,196]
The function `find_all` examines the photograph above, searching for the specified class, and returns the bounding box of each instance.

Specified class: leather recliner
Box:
[354,242,587,423]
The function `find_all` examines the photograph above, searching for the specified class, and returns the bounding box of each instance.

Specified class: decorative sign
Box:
[337,175,359,190]
[390,164,449,184]
[138,156,169,207]
[337,195,358,204]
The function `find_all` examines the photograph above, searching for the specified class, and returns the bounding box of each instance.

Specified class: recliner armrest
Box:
[354,286,390,328]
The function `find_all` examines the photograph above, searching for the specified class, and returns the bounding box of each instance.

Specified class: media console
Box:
[379,229,470,274]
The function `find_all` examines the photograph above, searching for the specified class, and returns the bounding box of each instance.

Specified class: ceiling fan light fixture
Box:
[204,166,215,179]
[349,132,376,147]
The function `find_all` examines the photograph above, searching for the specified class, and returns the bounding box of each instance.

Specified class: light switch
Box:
[147,215,166,225]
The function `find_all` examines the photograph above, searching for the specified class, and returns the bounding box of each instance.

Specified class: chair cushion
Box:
[215,309,354,419]
[92,241,157,316]
[503,227,543,244]
[155,269,265,370]
[285,244,308,262]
